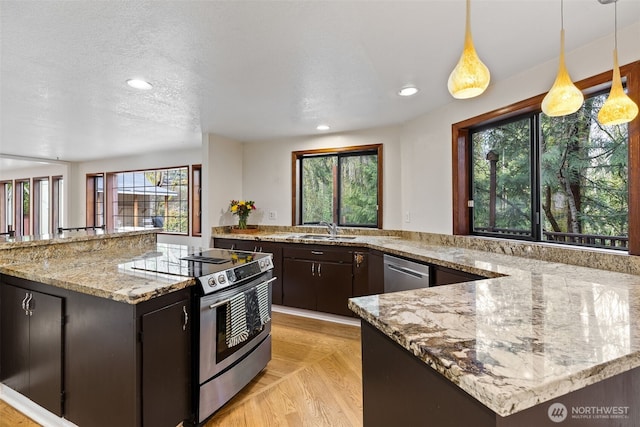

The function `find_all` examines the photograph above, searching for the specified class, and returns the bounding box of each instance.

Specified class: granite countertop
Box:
[0,242,197,304]
[0,227,158,249]
[214,229,640,417]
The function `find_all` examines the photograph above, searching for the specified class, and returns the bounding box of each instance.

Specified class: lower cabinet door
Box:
[0,284,31,395]
[141,298,191,427]
[316,262,353,317]
[28,290,64,416]
[282,258,316,311]
[0,284,63,416]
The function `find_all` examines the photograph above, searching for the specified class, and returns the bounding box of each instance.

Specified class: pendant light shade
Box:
[447,0,490,99]
[541,1,583,117]
[597,1,639,126]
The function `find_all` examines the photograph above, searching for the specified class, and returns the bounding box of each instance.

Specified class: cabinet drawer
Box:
[283,246,353,263]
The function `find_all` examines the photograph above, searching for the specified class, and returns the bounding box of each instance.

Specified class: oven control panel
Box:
[201,255,274,293]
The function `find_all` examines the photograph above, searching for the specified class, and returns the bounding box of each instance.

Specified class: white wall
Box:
[242,124,403,230]
[202,133,244,246]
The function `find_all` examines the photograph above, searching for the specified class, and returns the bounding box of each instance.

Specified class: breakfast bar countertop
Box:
[213,229,640,418]
[0,243,196,304]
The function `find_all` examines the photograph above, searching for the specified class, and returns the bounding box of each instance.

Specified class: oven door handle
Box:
[208,277,277,309]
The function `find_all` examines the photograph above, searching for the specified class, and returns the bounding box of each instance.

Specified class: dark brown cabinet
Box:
[141,297,192,427]
[353,249,384,297]
[431,265,486,286]
[0,283,63,416]
[282,245,353,317]
[213,237,283,305]
[0,274,192,427]
[212,236,487,316]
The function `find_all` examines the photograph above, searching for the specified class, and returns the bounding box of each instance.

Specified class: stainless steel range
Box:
[133,246,274,425]
[183,248,274,424]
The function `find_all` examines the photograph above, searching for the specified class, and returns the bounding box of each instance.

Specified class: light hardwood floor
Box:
[0,312,363,427]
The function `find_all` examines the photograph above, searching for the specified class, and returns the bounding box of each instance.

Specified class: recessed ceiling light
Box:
[398,86,419,97]
[126,79,153,90]
[316,124,330,131]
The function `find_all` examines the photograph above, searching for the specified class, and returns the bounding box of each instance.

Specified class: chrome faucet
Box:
[319,221,339,239]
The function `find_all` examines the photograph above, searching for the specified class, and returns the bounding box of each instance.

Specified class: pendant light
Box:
[447,0,490,99]
[541,0,584,117]
[597,0,639,126]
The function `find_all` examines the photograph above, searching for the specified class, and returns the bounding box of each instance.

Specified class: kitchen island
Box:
[349,268,640,426]
[0,230,196,427]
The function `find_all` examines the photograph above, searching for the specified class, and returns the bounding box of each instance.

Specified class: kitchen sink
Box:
[297,234,356,240]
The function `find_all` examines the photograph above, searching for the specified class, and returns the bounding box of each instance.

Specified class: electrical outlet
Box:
[268,210,277,220]
[404,211,410,223]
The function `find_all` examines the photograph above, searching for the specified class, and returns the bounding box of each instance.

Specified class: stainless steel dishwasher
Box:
[383,254,431,292]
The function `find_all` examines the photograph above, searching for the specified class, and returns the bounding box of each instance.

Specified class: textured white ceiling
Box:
[1,0,639,170]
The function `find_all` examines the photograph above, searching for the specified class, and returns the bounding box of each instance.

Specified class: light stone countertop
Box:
[0,240,197,304]
[213,230,640,417]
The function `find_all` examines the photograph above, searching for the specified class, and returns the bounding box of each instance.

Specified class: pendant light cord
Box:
[560,0,564,31]
[614,0,618,50]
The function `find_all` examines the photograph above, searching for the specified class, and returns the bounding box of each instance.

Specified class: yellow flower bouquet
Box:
[230,200,256,229]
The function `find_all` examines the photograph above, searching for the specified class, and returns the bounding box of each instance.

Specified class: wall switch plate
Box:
[404,211,410,223]
[268,210,277,220]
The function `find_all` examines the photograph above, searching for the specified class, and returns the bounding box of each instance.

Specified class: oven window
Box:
[215,299,265,363]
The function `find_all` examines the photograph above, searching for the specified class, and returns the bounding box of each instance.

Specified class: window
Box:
[14,179,30,236]
[192,165,202,236]
[33,177,50,235]
[453,61,640,254]
[292,144,382,228]
[52,176,63,232]
[88,167,189,234]
[1,181,13,233]
[86,174,105,228]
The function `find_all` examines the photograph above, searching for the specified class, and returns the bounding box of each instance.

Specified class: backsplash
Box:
[0,230,157,266]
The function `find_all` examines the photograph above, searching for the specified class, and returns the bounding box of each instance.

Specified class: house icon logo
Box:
[548,402,568,423]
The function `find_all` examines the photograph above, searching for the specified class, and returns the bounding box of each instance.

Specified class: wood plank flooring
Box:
[0,312,363,427]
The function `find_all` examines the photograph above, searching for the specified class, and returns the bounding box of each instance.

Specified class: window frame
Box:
[14,178,30,237]
[52,175,63,233]
[192,164,202,237]
[86,166,191,235]
[32,176,50,235]
[291,144,383,229]
[0,180,14,234]
[452,60,640,255]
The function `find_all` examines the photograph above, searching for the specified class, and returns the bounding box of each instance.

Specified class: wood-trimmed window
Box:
[33,176,49,235]
[0,180,13,234]
[14,179,30,236]
[52,175,63,233]
[292,144,383,228]
[192,164,202,236]
[453,61,640,255]
[87,167,190,234]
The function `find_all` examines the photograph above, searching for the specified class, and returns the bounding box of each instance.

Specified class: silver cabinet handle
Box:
[318,263,322,277]
[21,292,29,311]
[182,305,189,331]
[24,293,33,316]
[311,251,324,255]
[311,262,315,276]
